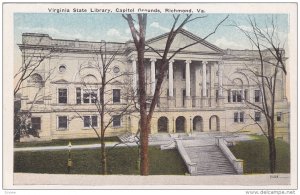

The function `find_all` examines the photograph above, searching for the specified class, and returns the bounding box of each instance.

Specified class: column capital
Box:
[169,59,175,63]
[150,58,157,62]
[185,59,192,64]
[202,60,208,65]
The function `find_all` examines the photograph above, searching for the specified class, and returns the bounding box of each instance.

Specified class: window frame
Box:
[31,117,41,130]
[57,116,68,130]
[113,89,121,104]
[58,88,68,104]
[112,115,121,127]
[82,88,98,104]
[254,90,261,103]
[277,112,282,122]
[254,112,261,122]
[83,115,98,129]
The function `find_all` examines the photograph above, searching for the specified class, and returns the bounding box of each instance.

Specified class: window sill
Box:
[82,127,98,130]
[57,128,68,131]
[112,126,122,129]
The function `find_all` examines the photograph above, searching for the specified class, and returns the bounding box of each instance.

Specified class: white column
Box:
[168,60,174,97]
[185,60,191,97]
[150,58,156,95]
[131,57,137,93]
[218,61,224,96]
[202,61,207,97]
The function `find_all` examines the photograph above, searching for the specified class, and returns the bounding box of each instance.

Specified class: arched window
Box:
[30,73,43,88]
[83,74,98,83]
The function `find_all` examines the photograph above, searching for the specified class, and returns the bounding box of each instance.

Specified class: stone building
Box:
[18,29,290,141]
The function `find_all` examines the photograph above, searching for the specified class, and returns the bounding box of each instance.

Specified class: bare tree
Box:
[70,42,135,174]
[232,16,287,173]
[123,14,229,175]
[15,37,55,141]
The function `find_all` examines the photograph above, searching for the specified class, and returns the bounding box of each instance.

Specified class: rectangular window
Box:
[232,91,237,102]
[83,89,98,104]
[182,89,186,107]
[255,112,261,122]
[277,112,282,121]
[83,116,98,128]
[91,116,98,127]
[58,88,67,104]
[31,117,41,130]
[228,90,231,102]
[76,87,81,104]
[244,90,248,101]
[58,116,68,129]
[237,91,242,102]
[255,90,261,102]
[240,112,244,123]
[91,91,97,103]
[234,112,239,123]
[113,115,121,127]
[113,89,121,103]
[83,116,90,127]
[182,66,186,79]
[232,90,242,103]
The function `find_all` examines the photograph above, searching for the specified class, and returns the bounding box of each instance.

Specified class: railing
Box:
[175,139,197,175]
[215,136,244,174]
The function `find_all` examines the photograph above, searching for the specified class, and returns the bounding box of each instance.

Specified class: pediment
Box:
[146,29,223,54]
[52,79,69,84]
[111,80,123,85]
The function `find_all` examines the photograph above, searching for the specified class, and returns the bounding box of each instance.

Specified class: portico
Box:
[130,57,224,108]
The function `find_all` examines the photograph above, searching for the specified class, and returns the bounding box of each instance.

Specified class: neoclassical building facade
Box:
[18,29,290,141]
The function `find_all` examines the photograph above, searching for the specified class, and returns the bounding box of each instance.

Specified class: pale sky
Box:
[14,13,289,50]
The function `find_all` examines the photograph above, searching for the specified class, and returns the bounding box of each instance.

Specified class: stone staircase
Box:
[184,144,237,175]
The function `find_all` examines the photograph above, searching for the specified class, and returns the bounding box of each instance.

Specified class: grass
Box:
[14,137,120,148]
[229,135,290,174]
[14,146,188,175]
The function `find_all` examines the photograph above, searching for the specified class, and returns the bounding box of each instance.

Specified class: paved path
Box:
[14,132,253,152]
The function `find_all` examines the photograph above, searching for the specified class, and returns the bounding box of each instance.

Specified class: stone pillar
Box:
[202,61,207,96]
[210,63,216,107]
[150,58,156,96]
[131,57,137,93]
[217,61,225,107]
[185,60,192,107]
[194,62,201,107]
[168,60,174,97]
[202,61,208,107]
[218,62,224,96]
[168,60,175,107]
[185,60,191,97]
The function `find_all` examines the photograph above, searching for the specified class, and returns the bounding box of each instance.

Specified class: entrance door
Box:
[176,116,186,133]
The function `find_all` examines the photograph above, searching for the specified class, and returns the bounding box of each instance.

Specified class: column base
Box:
[193,96,201,107]
[184,96,192,108]
[168,96,175,108]
[202,96,209,107]
[217,97,225,107]
[210,96,216,107]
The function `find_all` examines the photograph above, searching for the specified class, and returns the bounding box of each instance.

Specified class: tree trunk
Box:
[101,139,107,175]
[140,116,150,175]
[268,129,276,173]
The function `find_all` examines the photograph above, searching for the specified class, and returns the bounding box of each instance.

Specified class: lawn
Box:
[14,137,120,148]
[14,146,188,175]
[229,135,290,174]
